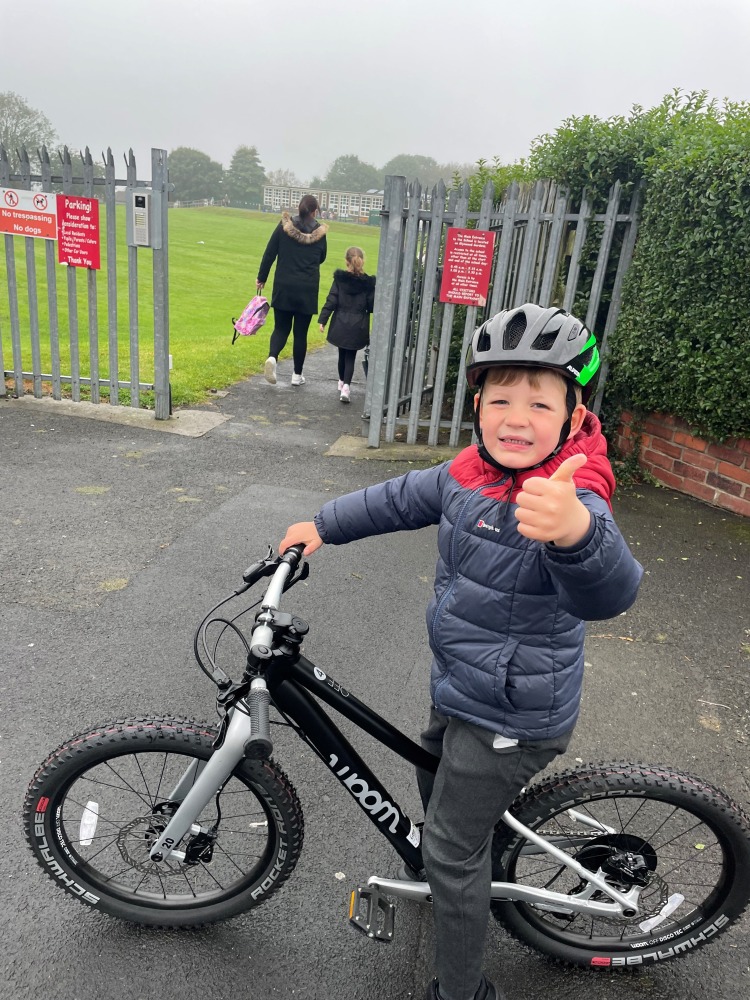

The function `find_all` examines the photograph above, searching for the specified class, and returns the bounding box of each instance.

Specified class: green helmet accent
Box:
[568,332,600,387]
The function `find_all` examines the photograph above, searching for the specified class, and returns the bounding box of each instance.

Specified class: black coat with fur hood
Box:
[257,211,328,314]
[318,269,376,351]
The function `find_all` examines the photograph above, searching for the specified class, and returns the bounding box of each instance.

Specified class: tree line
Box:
[0,91,475,206]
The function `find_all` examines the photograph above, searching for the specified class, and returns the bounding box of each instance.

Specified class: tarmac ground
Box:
[2,344,749,1000]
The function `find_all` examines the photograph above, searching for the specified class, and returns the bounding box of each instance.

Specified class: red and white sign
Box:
[439,228,496,306]
[0,186,57,239]
[56,195,101,269]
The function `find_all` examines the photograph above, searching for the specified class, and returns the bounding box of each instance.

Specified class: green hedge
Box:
[451,93,750,442]
[526,91,750,442]
[607,107,750,441]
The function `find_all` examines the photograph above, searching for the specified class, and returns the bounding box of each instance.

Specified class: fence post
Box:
[383,180,422,443]
[487,182,519,317]
[0,147,7,397]
[447,180,495,448]
[123,149,140,407]
[39,145,61,400]
[1,145,24,398]
[538,186,568,307]
[428,181,469,445]
[584,180,621,332]
[592,180,644,415]
[367,175,406,448]
[405,180,446,443]
[562,189,592,312]
[102,147,120,406]
[151,148,170,420]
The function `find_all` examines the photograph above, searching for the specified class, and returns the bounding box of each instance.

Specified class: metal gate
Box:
[0,145,170,419]
[365,175,642,448]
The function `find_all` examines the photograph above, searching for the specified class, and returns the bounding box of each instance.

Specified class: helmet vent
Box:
[503,312,527,349]
[476,327,492,352]
[531,331,559,351]
[578,345,595,369]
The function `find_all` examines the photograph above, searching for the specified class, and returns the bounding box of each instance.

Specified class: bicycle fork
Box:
[148,680,270,863]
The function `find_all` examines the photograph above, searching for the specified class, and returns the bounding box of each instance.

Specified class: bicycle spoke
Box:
[53,747,279,906]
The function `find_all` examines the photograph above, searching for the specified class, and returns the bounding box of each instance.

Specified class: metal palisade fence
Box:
[0,145,170,418]
[365,175,643,448]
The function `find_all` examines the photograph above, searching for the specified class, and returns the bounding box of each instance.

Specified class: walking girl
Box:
[318,247,376,403]
[257,195,328,386]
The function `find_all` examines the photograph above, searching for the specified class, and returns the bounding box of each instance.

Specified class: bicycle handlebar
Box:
[243,544,306,758]
[249,544,306,658]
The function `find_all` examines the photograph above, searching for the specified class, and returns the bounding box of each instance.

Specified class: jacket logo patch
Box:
[477,518,502,534]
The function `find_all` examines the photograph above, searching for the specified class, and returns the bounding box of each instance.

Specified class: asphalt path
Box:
[2,346,748,1000]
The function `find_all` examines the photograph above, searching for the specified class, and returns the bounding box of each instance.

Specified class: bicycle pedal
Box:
[349,885,395,941]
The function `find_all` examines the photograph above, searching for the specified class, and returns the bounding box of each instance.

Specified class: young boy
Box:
[280,304,643,1000]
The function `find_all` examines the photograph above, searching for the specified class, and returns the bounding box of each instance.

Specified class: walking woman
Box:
[318,246,376,403]
[256,195,328,386]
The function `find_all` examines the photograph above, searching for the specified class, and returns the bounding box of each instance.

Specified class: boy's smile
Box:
[477,370,585,469]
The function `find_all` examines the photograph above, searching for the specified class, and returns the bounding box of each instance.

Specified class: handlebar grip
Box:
[244,679,273,760]
[281,543,306,567]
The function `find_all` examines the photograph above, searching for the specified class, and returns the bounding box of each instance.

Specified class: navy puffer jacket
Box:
[314,414,643,740]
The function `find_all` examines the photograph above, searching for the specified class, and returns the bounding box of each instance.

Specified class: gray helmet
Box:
[466,304,600,390]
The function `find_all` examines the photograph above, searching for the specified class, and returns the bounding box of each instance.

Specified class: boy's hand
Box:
[279,521,323,556]
[514,454,591,546]
[318,323,325,333]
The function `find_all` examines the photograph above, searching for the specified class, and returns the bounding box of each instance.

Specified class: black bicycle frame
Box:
[264,652,437,874]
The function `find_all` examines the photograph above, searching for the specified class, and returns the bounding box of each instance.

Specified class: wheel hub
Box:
[117,814,190,876]
[569,833,668,924]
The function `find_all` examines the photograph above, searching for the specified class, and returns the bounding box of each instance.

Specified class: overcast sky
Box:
[3,0,749,180]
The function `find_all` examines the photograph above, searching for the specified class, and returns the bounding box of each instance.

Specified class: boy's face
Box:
[476,370,586,469]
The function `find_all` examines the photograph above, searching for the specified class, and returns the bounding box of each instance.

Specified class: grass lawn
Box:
[0,207,382,407]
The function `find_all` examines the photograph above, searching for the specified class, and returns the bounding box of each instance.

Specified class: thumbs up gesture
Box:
[514,454,592,546]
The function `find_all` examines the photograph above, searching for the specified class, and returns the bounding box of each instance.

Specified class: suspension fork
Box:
[148,704,255,862]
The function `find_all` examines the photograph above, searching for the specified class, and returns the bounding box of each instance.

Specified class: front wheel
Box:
[491,763,750,968]
[24,717,304,926]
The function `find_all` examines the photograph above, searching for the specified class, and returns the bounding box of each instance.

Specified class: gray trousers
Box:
[416,708,571,1000]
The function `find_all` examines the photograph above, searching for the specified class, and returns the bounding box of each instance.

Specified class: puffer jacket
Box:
[314,412,643,740]
[257,211,328,315]
[319,269,376,351]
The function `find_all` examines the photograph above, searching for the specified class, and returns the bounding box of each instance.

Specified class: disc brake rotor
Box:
[117,814,190,876]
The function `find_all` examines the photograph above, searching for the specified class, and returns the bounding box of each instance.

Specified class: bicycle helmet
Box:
[466,304,600,475]
[466,304,599,390]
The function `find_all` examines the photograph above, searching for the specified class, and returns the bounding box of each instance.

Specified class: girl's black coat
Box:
[318,269,376,350]
[257,212,328,315]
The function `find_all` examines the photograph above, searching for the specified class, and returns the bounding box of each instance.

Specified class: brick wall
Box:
[616,411,750,517]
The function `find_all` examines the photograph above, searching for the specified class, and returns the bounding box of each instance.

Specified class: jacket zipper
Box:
[429,475,507,685]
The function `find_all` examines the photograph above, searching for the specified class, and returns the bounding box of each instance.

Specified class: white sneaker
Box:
[337,380,344,392]
[264,357,277,384]
[291,373,306,386]
[340,384,350,404]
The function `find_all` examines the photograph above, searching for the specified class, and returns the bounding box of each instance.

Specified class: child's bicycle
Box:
[24,546,750,969]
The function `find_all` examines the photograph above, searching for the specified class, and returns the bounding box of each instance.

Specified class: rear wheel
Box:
[24,717,304,926]
[491,763,750,967]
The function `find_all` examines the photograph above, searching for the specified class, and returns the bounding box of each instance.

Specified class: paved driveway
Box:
[2,347,748,1000]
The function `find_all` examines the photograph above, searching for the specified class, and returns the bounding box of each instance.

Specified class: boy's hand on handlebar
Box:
[514,454,591,547]
[280,521,324,557]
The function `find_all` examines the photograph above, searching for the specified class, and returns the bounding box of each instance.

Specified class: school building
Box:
[262,184,384,221]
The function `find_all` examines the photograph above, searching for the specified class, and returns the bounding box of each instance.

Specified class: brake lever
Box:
[240,545,279,590]
[282,559,310,592]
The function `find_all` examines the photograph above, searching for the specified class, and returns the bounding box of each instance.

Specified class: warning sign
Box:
[0,186,57,239]
[56,195,101,269]
[439,228,496,306]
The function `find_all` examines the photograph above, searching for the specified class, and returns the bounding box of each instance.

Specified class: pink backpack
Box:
[232,295,270,344]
